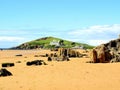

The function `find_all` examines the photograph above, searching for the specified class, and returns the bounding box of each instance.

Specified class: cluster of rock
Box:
[48,48,87,61]
[90,38,120,63]
[0,60,47,77]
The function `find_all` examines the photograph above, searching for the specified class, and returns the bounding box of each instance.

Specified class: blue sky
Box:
[0,0,120,48]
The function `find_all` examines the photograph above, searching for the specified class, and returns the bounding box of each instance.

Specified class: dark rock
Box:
[16,61,21,63]
[86,61,94,63]
[2,63,15,67]
[0,68,12,77]
[54,53,57,57]
[46,54,48,57]
[48,57,52,61]
[34,55,40,57]
[26,62,32,66]
[26,60,47,66]
[15,54,23,56]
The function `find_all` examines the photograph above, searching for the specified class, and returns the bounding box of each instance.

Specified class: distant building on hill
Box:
[50,40,60,46]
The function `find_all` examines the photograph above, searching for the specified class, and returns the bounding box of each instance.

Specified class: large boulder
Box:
[90,44,111,63]
[90,38,120,63]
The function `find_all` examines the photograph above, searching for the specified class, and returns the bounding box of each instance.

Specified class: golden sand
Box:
[0,49,120,90]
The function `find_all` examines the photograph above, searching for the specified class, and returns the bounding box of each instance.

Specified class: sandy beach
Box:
[0,49,120,90]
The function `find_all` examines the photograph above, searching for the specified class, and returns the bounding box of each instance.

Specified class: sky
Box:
[0,0,120,48]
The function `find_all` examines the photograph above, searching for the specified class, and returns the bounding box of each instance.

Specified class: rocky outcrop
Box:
[57,48,84,58]
[47,48,87,61]
[90,38,120,63]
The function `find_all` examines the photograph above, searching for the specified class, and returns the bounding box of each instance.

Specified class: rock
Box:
[90,38,120,63]
[46,54,49,57]
[16,61,21,63]
[2,63,15,67]
[110,54,120,63]
[86,61,94,63]
[57,48,82,58]
[34,55,40,57]
[48,57,52,61]
[0,68,12,77]
[15,54,23,56]
[90,49,97,63]
[26,60,47,66]
[48,48,84,61]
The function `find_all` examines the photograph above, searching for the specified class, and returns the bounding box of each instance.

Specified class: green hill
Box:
[14,36,94,49]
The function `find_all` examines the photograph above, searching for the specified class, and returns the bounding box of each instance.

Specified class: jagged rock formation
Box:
[48,48,87,61]
[57,48,82,57]
[90,38,120,63]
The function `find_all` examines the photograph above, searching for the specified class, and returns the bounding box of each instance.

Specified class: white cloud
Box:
[0,36,25,42]
[68,24,120,46]
[88,40,110,46]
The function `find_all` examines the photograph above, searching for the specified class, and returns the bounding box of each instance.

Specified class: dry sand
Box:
[0,49,120,90]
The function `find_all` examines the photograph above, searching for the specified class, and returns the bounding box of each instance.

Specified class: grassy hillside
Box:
[14,36,94,49]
